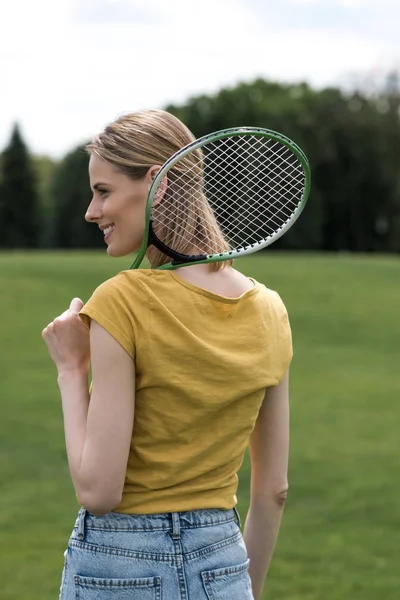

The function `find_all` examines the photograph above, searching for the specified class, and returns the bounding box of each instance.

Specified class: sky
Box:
[1,0,399,157]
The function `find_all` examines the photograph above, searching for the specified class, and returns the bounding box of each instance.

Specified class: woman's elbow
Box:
[251,480,289,509]
[77,490,122,516]
[275,487,288,507]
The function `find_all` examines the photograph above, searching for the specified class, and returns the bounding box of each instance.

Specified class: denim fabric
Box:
[59,506,254,599]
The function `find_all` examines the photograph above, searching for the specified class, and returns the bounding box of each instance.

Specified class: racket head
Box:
[129,127,311,270]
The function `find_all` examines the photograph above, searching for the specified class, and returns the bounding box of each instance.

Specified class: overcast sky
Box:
[1,0,399,157]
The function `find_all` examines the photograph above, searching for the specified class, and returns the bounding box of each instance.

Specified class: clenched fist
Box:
[42,298,90,375]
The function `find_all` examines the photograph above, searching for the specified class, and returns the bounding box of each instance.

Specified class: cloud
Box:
[0,0,399,156]
[70,0,166,25]
[247,0,399,39]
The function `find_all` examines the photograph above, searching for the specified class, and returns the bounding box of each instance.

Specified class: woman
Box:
[42,109,292,600]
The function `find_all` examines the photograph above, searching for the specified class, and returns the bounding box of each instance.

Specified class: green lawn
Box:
[0,251,399,599]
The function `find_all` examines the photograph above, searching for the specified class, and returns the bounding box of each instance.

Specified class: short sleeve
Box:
[270,290,293,383]
[79,273,138,360]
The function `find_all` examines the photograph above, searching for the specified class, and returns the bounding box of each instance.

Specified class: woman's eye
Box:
[98,189,109,197]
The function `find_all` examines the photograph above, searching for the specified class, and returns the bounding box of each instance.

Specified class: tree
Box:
[49,145,104,248]
[42,75,400,254]
[32,155,58,248]
[167,76,400,254]
[0,124,40,248]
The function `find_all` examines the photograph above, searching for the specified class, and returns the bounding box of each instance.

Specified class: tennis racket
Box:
[129,126,311,270]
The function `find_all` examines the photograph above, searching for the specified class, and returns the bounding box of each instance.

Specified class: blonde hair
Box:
[87,109,232,270]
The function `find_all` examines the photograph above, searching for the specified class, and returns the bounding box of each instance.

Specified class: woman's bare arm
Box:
[243,370,290,600]
[58,320,135,515]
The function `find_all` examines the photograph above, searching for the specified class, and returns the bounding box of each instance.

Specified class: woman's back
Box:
[80,267,292,514]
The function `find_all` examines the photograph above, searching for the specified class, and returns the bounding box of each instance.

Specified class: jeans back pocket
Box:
[74,575,161,600]
[201,559,253,599]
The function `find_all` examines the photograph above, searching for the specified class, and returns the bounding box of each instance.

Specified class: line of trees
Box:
[1,75,400,253]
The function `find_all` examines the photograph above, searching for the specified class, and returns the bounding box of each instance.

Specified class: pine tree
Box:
[0,124,40,248]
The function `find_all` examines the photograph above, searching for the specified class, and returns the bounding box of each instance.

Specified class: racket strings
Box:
[204,154,302,228]
[204,138,303,219]
[182,136,300,238]
[151,134,305,256]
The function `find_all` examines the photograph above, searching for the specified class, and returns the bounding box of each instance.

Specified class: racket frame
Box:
[129,126,311,270]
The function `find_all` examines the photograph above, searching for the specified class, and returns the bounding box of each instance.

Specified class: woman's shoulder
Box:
[99,268,155,287]
[251,279,289,315]
[251,277,283,300]
[89,269,155,301]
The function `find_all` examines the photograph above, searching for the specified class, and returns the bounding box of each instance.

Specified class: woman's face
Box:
[86,155,156,257]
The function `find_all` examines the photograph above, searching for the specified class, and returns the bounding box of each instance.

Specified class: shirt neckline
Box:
[167,271,259,304]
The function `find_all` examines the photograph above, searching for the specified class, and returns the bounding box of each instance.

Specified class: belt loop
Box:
[77,508,87,540]
[233,506,241,529]
[171,512,181,540]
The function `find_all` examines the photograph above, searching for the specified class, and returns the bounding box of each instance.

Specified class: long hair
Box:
[87,110,232,270]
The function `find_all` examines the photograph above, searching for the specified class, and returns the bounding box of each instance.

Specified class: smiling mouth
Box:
[103,225,115,241]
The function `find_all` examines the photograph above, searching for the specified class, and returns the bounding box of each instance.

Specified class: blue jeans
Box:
[60,506,254,599]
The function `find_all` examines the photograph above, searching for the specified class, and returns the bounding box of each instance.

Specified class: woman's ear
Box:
[147,166,168,207]
[148,165,162,182]
[153,176,168,207]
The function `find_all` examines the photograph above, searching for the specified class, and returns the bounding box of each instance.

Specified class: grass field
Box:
[0,251,399,599]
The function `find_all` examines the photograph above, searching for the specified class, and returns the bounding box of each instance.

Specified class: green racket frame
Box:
[129,127,311,270]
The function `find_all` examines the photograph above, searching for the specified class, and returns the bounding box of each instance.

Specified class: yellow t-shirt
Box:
[79,269,292,514]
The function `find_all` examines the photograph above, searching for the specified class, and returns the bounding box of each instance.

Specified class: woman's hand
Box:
[42,298,90,376]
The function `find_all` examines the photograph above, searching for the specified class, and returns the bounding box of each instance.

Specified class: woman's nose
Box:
[85,198,102,223]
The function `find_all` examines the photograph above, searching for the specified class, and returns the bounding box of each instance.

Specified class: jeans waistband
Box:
[76,506,241,541]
